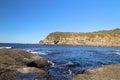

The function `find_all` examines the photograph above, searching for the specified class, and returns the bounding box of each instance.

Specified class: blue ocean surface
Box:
[0,43,120,79]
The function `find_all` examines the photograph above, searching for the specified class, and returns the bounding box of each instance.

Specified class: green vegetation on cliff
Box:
[40,28,120,46]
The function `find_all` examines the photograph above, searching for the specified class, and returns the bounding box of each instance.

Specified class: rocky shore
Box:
[72,64,120,80]
[0,49,120,80]
[0,49,51,80]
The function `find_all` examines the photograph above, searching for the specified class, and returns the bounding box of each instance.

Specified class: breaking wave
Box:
[114,50,120,55]
[0,47,12,49]
[26,49,47,55]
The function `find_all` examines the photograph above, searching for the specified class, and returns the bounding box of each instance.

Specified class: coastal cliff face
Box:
[40,28,120,46]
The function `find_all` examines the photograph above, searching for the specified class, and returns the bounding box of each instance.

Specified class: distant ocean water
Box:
[0,43,120,78]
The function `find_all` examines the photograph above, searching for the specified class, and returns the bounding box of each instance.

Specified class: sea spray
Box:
[48,60,55,67]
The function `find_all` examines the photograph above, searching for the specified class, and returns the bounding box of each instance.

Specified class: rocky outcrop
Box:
[40,28,120,46]
[71,64,120,80]
[18,67,49,76]
[0,49,51,80]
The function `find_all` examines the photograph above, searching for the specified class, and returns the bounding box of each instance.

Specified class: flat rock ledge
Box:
[0,49,51,80]
[71,64,120,80]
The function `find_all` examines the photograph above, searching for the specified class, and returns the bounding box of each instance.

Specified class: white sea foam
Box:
[26,49,32,52]
[31,51,47,55]
[62,61,74,66]
[0,47,12,49]
[68,69,72,75]
[115,52,120,55]
[48,61,55,67]
[67,61,74,65]
[114,50,120,55]
[26,49,47,55]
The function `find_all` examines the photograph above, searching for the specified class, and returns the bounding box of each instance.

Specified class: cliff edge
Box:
[40,28,120,46]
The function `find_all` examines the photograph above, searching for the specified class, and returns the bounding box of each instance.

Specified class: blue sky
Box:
[0,0,120,43]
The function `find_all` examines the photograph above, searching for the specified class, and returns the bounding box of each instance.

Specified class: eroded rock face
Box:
[0,49,51,80]
[71,64,120,80]
[40,28,120,46]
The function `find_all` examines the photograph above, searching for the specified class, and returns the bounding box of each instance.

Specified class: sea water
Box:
[0,43,120,79]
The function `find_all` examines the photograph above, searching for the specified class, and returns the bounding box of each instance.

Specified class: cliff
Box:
[40,28,120,46]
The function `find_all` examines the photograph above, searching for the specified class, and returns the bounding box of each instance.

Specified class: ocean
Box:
[0,43,120,79]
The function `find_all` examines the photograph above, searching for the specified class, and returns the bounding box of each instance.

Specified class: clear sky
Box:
[0,0,120,43]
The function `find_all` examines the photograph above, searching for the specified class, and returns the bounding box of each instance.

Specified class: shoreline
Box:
[40,44,120,47]
[0,43,120,47]
[0,48,120,80]
[0,49,52,80]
